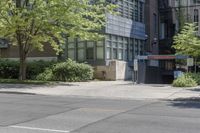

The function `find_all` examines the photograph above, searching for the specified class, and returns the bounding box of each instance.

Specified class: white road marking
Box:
[10,126,70,133]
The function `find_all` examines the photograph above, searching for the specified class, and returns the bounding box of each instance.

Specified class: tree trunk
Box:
[19,46,27,80]
[19,57,26,80]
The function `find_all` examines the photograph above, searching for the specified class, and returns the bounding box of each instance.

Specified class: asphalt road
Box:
[0,93,200,133]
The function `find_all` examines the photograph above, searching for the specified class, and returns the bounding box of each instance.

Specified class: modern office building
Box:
[62,0,147,80]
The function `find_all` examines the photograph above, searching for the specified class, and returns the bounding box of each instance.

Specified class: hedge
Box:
[0,59,56,79]
[36,59,94,82]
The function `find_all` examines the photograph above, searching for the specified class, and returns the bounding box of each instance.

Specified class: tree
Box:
[0,0,115,80]
[173,23,200,57]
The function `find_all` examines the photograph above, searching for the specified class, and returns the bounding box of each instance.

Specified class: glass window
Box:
[154,13,158,35]
[78,49,85,61]
[118,36,123,42]
[140,40,144,55]
[107,41,111,47]
[113,48,118,59]
[135,39,139,55]
[77,42,85,61]
[118,49,123,60]
[78,42,85,48]
[194,9,199,31]
[86,48,94,60]
[112,35,117,42]
[106,47,111,59]
[112,42,117,48]
[97,41,104,59]
[118,43,123,49]
[106,39,111,59]
[68,49,75,60]
[97,41,103,47]
[68,38,75,43]
[86,42,94,60]
[129,40,134,61]
[87,42,94,47]
[139,1,143,22]
[68,43,75,49]
[97,47,104,59]
[134,0,139,21]
[124,43,128,60]
[68,41,75,60]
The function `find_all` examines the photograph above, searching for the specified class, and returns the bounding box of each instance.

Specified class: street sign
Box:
[136,56,148,60]
[187,58,194,66]
[176,55,188,59]
[148,55,176,60]
[134,59,138,71]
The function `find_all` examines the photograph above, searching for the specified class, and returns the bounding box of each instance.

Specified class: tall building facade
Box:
[157,0,200,83]
[63,0,146,80]
[145,0,159,55]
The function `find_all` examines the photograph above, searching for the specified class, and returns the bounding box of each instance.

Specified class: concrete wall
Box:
[94,60,132,81]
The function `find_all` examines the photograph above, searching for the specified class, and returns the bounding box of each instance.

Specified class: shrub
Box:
[36,68,53,81]
[26,60,56,79]
[185,73,200,85]
[0,59,19,79]
[0,59,55,80]
[173,75,197,87]
[52,59,93,82]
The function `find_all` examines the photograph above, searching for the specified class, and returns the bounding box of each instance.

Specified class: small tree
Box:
[173,23,200,57]
[0,0,115,80]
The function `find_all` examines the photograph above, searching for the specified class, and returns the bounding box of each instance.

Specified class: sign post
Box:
[187,58,194,66]
[134,59,138,71]
[133,59,138,84]
[187,58,194,72]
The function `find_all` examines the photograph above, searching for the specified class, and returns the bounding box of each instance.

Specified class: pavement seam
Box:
[165,88,185,99]
[71,101,160,133]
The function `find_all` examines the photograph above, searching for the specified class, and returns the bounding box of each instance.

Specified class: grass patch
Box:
[0,79,57,85]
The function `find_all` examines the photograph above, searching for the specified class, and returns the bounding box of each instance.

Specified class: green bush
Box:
[0,59,56,80]
[36,68,53,81]
[0,59,19,79]
[185,73,200,85]
[37,59,94,82]
[173,75,197,87]
[27,60,56,79]
[52,59,93,82]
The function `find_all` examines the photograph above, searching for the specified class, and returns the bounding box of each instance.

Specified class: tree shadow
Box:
[0,83,79,90]
[0,84,42,89]
[188,88,200,92]
[168,97,200,109]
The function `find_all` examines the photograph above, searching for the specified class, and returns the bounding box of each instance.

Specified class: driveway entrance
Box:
[135,55,188,84]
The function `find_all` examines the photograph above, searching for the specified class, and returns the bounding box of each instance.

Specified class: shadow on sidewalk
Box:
[168,97,200,109]
[0,83,79,90]
[188,88,200,92]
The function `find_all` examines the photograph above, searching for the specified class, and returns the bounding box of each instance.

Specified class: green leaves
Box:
[173,23,200,57]
[0,0,115,54]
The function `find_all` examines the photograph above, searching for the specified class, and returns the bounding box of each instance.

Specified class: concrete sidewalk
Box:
[0,81,200,100]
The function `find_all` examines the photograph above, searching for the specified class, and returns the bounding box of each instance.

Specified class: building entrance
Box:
[134,55,189,84]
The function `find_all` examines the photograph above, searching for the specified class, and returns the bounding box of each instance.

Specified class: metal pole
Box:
[187,0,189,21]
